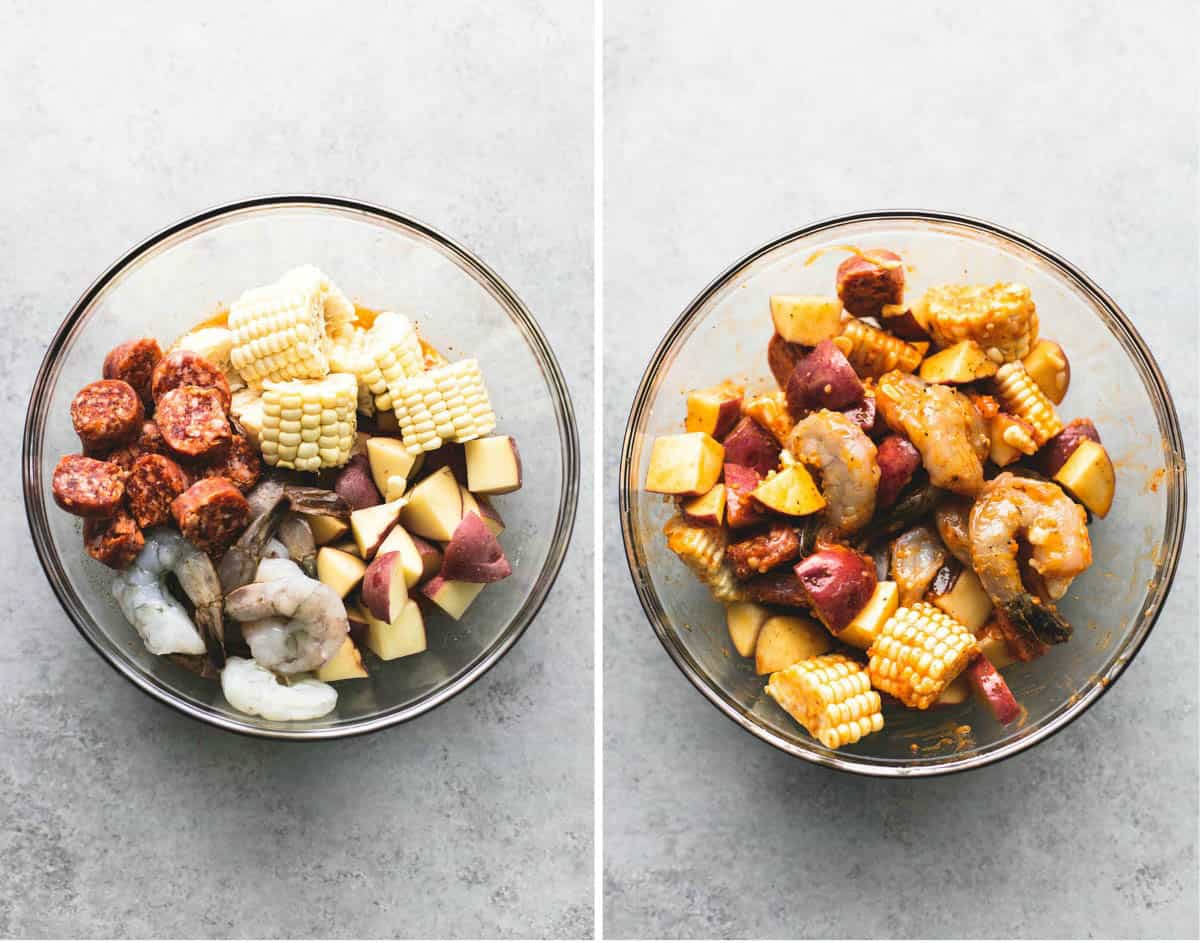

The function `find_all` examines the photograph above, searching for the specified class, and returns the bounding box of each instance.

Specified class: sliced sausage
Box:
[152,349,232,410]
[52,454,125,518]
[70,379,144,452]
[170,478,250,555]
[726,523,803,580]
[156,385,232,459]
[104,420,168,472]
[83,511,145,570]
[126,454,191,529]
[836,249,905,318]
[102,338,163,407]
[194,435,261,492]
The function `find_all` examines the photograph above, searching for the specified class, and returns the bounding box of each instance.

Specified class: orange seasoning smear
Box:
[191,305,229,332]
[803,244,903,270]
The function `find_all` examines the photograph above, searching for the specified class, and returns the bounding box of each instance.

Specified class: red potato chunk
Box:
[836,249,905,318]
[876,435,922,507]
[965,655,1022,724]
[726,523,802,580]
[720,417,779,476]
[723,463,767,529]
[1038,418,1101,477]
[785,339,864,415]
[842,391,878,436]
[793,546,878,634]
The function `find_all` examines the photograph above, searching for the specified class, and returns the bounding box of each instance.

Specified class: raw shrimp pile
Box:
[646,246,1115,750]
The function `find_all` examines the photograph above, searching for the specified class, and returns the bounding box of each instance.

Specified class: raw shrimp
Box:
[786,409,880,534]
[262,538,289,560]
[112,528,225,663]
[969,472,1091,644]
[224,558,348,674]
[217,490,289,593]
[875,371,989,496]
[935,496,974,567]
[245,478,285,519]
[276,512,317,577]
[220,657,337,721]
[891,525,947,606]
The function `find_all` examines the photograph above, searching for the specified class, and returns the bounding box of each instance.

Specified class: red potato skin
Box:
[441,512,512,583]
[726,523,802,580]
[103,338,163,407]
[785,339,864,415]
[361,551,404,622]
[1038,419,1102,477]
[793,546,878,633]
[836,249,905,318]
[767,333,807,389]
[723,463,767,529]
[412,535,443,582]
[334,454,383,509]
[876,435,922,507]
[966,655,1022,724]
[880,307,930,343]
[842,391,877,436]
[721,417,779,476]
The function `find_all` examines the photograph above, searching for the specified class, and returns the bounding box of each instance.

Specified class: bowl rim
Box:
[619,208,1188,777]
[23,193,580,740]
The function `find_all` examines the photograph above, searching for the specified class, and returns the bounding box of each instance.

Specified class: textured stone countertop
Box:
[0,2,592,937]
[603,2,1197,938]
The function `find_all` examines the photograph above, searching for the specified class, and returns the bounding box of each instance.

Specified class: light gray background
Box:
[1,1,592,938]
[604,1,1198,938]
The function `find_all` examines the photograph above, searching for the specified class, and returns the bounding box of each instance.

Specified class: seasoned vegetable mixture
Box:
[645,248,1115,749]
[51,266,523,722]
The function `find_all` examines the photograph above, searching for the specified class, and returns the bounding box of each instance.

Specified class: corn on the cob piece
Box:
[327,327,388,415]
[392,358,497,454]
[259,373,358,471]
[742,390,793,443]
[368,312,425,408]
[290,264,357,341]
[915,283,1039,363]
[766,653,883,749]
[834,318,923,378]
[171,325,245,391]
[229,388,265,448]
[867,602,980,709]
[992,361,1063,446]
[662,514,746,603]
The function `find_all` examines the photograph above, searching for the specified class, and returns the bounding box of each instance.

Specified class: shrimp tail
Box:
[193,602,227,669]
[1002,594,1073,646]
[218,497,289,593]
[283,485,351,520]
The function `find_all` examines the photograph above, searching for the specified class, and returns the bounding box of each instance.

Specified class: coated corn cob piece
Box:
[392,358,497,454]
[766,653,884,749]
[259,373,358,471]
[834,317,923,378]
[228,266,355,386]
[992,361,1063,446]
[662,514,746,603]
[170,325,244,391]
[742,390,793,443]
[915,283,1039,363]
[867,602,980,709]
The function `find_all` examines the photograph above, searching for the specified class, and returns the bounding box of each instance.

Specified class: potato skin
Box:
[785,339,865,415]
[334,455,383,509]
[793,546,878,633]
[723,463,767,529]
[876,435,922,507]
[767,333,806,389]
[836,249,904,318]
[1038,418,1101,477]
[720,417,779,476]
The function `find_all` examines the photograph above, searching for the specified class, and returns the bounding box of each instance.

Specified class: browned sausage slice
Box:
[126,454,191,529]
[836,249,905,318]
[83,511,145,570]
[104,420,169,472]
[152,349,232,410]
[103,338,163,407]
[194,435,261,492]
[70,379,144,452]
[170,478,250,555]
[52,454,126,518]
[156,386,232,459]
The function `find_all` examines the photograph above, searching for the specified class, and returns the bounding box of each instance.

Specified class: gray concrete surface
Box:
[0,1,592,938]
[603,1,1198,938]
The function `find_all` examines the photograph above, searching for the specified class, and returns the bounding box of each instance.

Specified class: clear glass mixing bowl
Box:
[24,196,579,739]
[619,211,1186,776]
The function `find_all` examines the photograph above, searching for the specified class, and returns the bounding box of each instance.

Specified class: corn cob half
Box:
[835,318,923,378]
[259,373,358,471]
[392,358,497,454]
[327,326,388,415]
[867,602,980,709]
[992,361,1064,446]
[662,514,746,603]
[367,312,426,410]
[915,283,1039,363]
[766,653,884,749]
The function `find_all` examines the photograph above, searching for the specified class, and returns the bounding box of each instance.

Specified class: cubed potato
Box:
[769,295,844,346]
[1039,418,1102,477]
[644,432,724,496]
[767,334,806,389]
[316,546,367,599]
[880,303,930,342]
[751,465,825,517]
[927,565,993,633]
[335,455,383,510]
[1054,438,1115,518]
[1022,339,1070,405]
[837,580,898,649]
[978,633,1017,670]
[723,463,766,529]
[935,674,971,706]
[315,636,369,682]
[785,339,864,413]
[740,392,794,444]
[365,599,427,660]
[361,551,409,623]
[754,614,833,675]
[464,436,522,495]
[681,483,726,527]
[990,413,1038,467]
[350,499,406,559]
[918,340,998,384]
[421,575,485,620]
[684,383,743,438]
[726,601,770,658]
[965,656,1022,724]
[399,466,464,541]
[794,547,877,633]
[309,514,350,546]
[721,417,780,475]
[375,525,425,588]
[366,436,420,496]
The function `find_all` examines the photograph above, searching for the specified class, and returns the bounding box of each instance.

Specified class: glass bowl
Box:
[619,210,1187,776]
[24,195,579,739]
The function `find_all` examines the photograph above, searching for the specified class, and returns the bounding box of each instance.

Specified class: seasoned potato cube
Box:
[1022,339,1070,405]
[1053,438,1115,518]
[918,340,998,384]
[645,432,724,496]
[769,296,844,346]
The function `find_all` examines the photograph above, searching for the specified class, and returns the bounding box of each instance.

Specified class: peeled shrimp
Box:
[112,528,224,662]
[224,558,348,674]
[934,496,974,567]
[891,525,947,606]
[277,512,317,577]
[875,371,989,496]
[220,657,337,721]
[786,409,880,534]
[969,472,1091,644]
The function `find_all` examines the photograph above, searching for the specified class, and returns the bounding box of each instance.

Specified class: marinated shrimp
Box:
[786,410,880,534]
[934,496,973,567]
[111,528,225,662]
[890,525,947,606]
[224,557,348,674]
[875,371,989,496]
[220,657,337,721]
[970,472,1091,644]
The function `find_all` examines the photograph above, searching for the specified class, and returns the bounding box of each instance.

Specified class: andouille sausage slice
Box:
[194,434,261,492]
[104,420,168,472]
[103,338,163,407]
[70,379,144,452]
[126,453,191,529]
[83,511,145,570]
[52,454,126,518]
[151,349,232,410]
[156,385,232,459]
[170,478,250,555]
[836,249,905,318]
